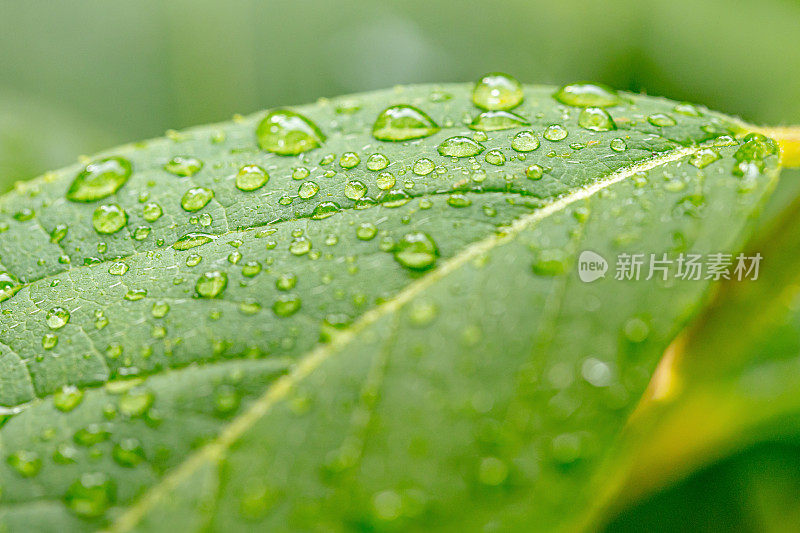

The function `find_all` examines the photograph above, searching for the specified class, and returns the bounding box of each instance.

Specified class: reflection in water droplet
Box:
[438,136,485,157]
[394,232,438,270]
[181,187,214,212]
[511,131,540,152]
[92,204,127,234]
[257,109,325,155]
[553,83,620,107]
[235,165,269,191]
[578,107,616,132]
[67,157,132,202]
[196,271,228,298]
[47,307,70,330]
[472,73,524,110]
[469,110,529,132]
[164,156,203,177]
[647,114,677,127]
[543,125,568,141]
[372,105,439,142]
[311,202,340,220]
[412,158,435,176]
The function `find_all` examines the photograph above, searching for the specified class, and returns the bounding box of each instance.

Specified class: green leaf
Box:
[0,82,780,531]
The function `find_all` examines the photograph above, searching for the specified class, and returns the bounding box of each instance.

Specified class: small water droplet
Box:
[50,224,68,243]
[257,109,325,155]
[112,438,145,467]
[242,261,262,277]
[376,172,396,190]
[469,110,529,131]
[344,180,368,200]
[438,136,485,157]
[47,307,70,330]
[173,232,216,250]
[273,294,302,317]
[289,236,312,255]
[578,107,616,132]
[356,223,378,240]
[394,232,438,270]
[164,156,203,177]
[196,271,228,298]
[142,202,163,222]
[92,204,127,234]
[0,272,21,302]
[511,130,540,152]
[647,113,677,127]
[64,472,116,518]
[181,187,214,212]
[54,385,84,412]
[235,165,269,192]
[42,333,58,350]
[610,138,627,152]
[543,124,568,141]
[525,164,544,180]
[554,83,620,107]
[412,158,435,176]
[311,201,340,219]
[339,152,361,169]
[67,157,132,202]
[108,262,129,276]
[7,450,41,477]
[689,148,721,169]
[372,105,439,141]
[484,150,506,166]
[366,153,389,171]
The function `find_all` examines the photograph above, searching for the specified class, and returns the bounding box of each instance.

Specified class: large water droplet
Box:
[472,73,523,110]
[372,105,439,142]
[92,204,127,234]
[647,113,677,127]
[412,158,435,176]
[257,109,325,155]
[733,133,779,176]
[689,148,721,169]
[7,450,41,477]
[235,165,269,191]
[344,180,367,200]
[394,232,438,270]
[54,385,84,412]
[196,271,228,298]
[181,187,214,212]
[469,110,529,132]
[273,294,302,317]
[510,130,540,152]
[553,83,621,107]
[543,125,568,141]
[311,201,340,219]
[67,157,132,202]
[578,107,616,132]
[438,136,485,157]
[298,181,320,199]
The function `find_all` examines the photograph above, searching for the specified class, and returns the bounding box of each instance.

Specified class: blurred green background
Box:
[2,0,800,191]
[2,1,800,527]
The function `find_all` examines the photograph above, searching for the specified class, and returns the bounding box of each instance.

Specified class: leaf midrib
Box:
[105,141,715,532]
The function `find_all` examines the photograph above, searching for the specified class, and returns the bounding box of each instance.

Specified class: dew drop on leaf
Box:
[54,385,84,412]
[64,473,116,518]
[610,138,627,152]
[164,156,203,177]
[469,110,529,131]
[276,273,297,291]
[412,158,435,176]
[7,450,41,478]
[0,272,21,302]
[256,109,325,155]
[437,136,485,157]
[46,307,70,330]
[647,113,677,127]
[173,232,216,250]
[394,232,438,270]
[235,165,269,192]
[511,130,540,152]
[298,181,320,199]
[66,157,132,202]
[142,202,163,222]
[344,180,368,200]
[578,107,616,132]
[372,104,439,141]
[472,73,524,110]
[356,222,378,240]
[311,201,340,219]
[181,187,214,212]
[339,152,361,169]
[196,271,228,298]
[50,223,68,243]
[553,83,621,107]
[272,294,302,317]
[543,124,569,141]
[112,438,145,467]
[689,148,721,169]
[92,204,127,234]
[484,150,506,166]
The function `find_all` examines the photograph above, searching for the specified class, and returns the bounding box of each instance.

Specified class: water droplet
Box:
[164,156,203,177]
[311,201,340,219]
[7,450,41,477]
[50,224,68,243]
[67,157,132,202]
[0,272,21,302]
[64,473,116,518]
[124,289,147,301]
[647,113,677,127]
[42,333,58,350]
[532,249,566,275]
[112,438,145,467]
[344,180,367,200]
[623,317,650,342]
[372,105,439,141]
[256,109,325,155]
[578,107,616,132]
[119,389,154,418]
[298,181,320,199]
[289,236,312,255]
[438,136,485,157]
[674,103,701,116]
[366,153,389,171]
[142,202,163,222]
[235,165,269,192]
[186,254,202,267]
[610,138,627,152]
[173,232,216,250]
[276,273,297,291]
[733,133,779,176]
[447,194,472,208]
[356,223,378,240]
[381,189,411,208]
[292,167,310,180]
[46,307,70,330]
[472,73,523,110]
[543,124,568,141]
[469,110,529,131]
[151,301,170,318]
[181,187,214,212]
[73,423,110,446]
[525,164,544,180]
[339,152,361,169]
[54,385,84,412]
[196,271,228,298]
[394,232,438,270]
[132,226,150,241]
[553,83,620,107]
[484,150,506,166]
[273,294,302,317]
[412,158,435,176]
[478,457,508,486]
[92,204,127,234]
[242,261,262,277]
[689,148,721,169]
[376,172,396,190]
[511,130,540,152]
